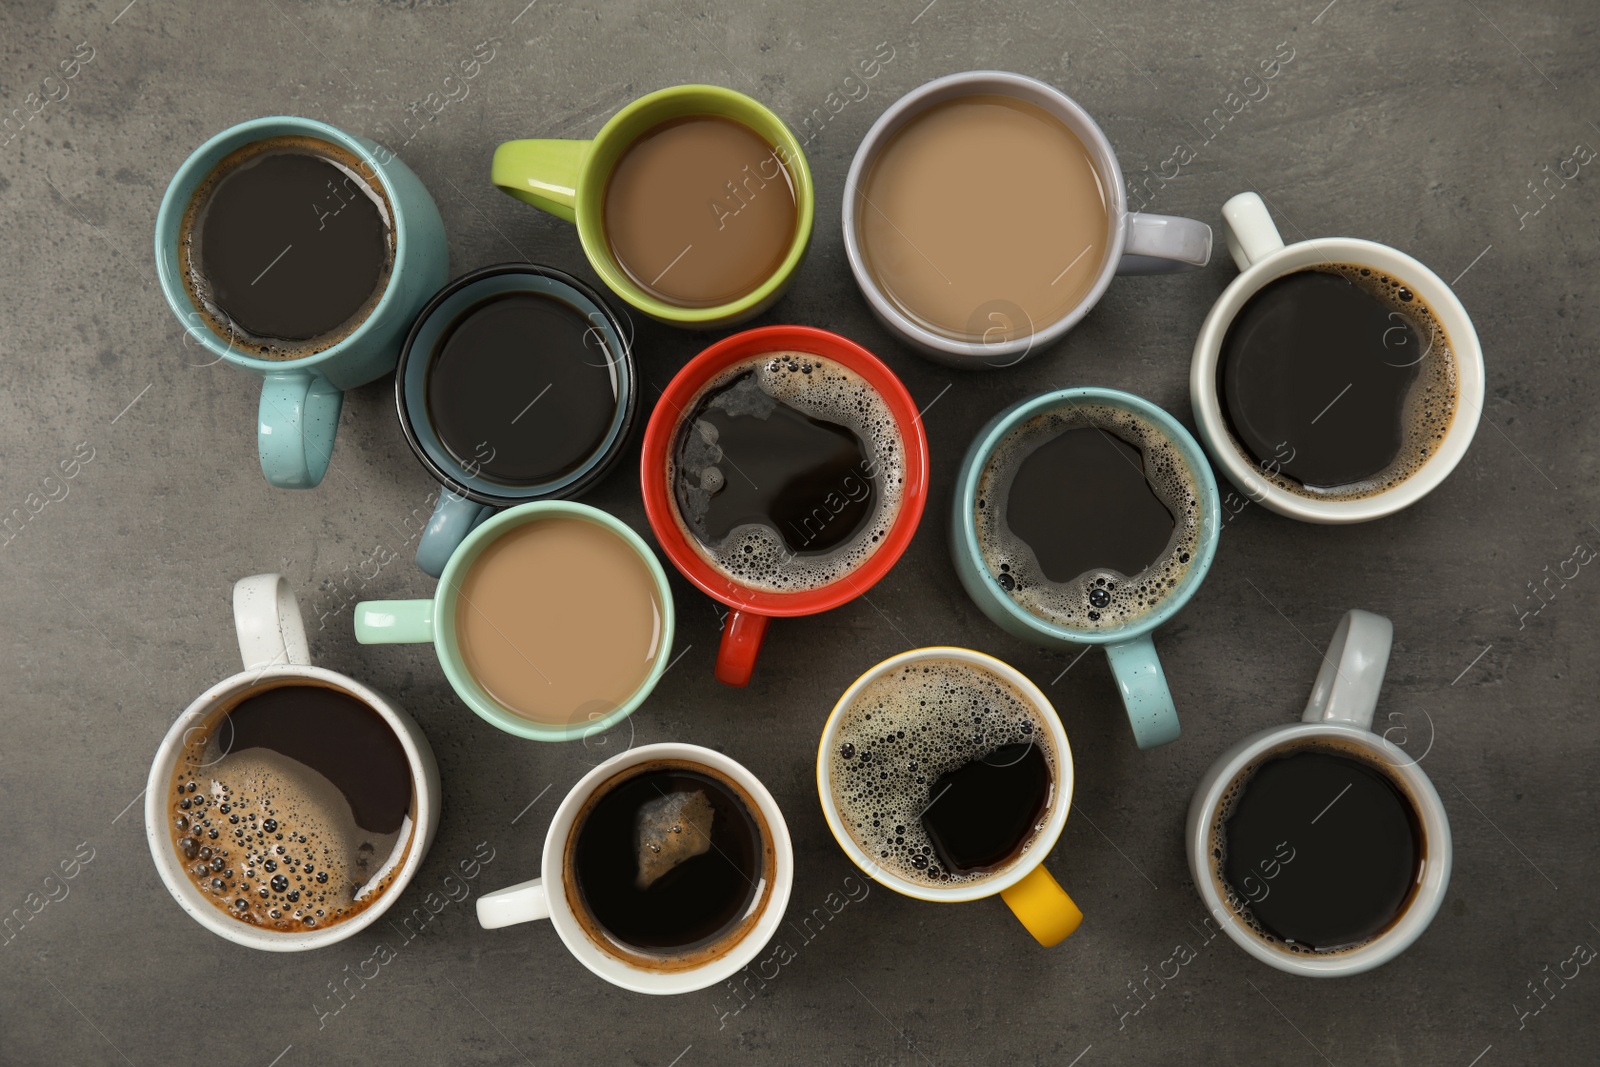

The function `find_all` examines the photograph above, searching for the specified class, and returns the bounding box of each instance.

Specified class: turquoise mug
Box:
[155,116,449,488]
[396,264,638,578]
[950,387,1221,749]
[352,501,675,742]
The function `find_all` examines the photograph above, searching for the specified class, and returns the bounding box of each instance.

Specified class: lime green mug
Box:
[491,84,814,328]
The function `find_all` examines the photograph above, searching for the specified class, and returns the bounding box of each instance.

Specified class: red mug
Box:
[641,325,930,686]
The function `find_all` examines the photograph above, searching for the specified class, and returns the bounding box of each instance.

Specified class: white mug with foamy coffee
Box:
[476,743,794,994]
[1190,192,1486,523]
[1186,610,1452,976]
[145,575,441,951]
[842,71,1213,367]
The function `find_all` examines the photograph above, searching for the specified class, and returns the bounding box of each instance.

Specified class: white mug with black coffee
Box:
[1190,193,1486,523]
[475,743,794,994]
[1185,610,1452,976]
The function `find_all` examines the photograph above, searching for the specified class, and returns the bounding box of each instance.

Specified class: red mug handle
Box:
[714,608,770,687]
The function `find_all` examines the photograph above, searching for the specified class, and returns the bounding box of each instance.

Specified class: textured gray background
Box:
[1,0,1595,1064]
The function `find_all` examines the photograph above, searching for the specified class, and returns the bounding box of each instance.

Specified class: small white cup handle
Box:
[1222,192,1286,271]
[232,573,311,672]
[476,877,551,929]
[1302,610,1393,729]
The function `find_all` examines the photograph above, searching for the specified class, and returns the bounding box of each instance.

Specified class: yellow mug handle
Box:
[999,865,1083,947]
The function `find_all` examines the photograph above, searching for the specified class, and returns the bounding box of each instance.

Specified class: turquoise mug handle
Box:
[1103,634,1180,749]
[354,600,435,644]
[416,492,495,578]
[258,371,343,489]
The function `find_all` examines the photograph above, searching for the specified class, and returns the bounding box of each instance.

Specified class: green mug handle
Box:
[355,600,435,644]
[490,139,592,222]
[1103,633,1181,749]
[258,371,342,489]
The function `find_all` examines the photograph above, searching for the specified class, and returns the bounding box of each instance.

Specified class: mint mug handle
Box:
[416,492,495,578]
[355,600,435,644]
[258,371,343,489]
[1103,633,1181,749]
[1115,213,1214,275]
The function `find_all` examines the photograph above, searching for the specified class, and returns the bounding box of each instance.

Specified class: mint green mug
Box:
[950,387,1221,749]
[156,116,448,488]
[353,501,675,742]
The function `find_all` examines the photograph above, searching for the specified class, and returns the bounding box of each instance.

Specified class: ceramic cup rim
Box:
[815,646,1074,904]
[951,386,1222,646]
[144,664,439,952]
[1185,721,1452,976]
[572,84,816,325]
[841,70,1128,362]
[393,262,639,507]
[1190,236,1486,523]
[430,500,676,742]
[154,115,413,372]
[535,742,795,994]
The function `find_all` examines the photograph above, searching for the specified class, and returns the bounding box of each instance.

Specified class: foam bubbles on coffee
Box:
[828,658,1055,886]
[668,351,905,593]
[975,402,1202,630]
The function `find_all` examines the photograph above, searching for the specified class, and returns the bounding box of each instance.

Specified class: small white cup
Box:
[1190,192,1486,523]
[145,574,442,952]
[475,743,794,995]
[1185,610,1452,976]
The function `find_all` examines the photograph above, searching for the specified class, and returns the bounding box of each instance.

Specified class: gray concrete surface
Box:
[2,1,1596,1064]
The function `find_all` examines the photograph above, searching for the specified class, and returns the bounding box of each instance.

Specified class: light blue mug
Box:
[950,387,1221,749]
[155,116,449,488]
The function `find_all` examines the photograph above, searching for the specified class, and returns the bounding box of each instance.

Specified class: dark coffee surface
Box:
[921,741,1050,873]
[1219,268,1425,488]
[182,135,393,356]
[572,768,761,952]
[425,291,619,485]
[1005,427,1176,583]
[1220,747,1421,952]
[673,369,875,555]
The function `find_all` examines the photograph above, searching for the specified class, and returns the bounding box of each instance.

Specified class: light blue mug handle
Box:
[1103,633,1181,749]
[258,371,343,489]
[354,600,435,644]
[416,492,496,578]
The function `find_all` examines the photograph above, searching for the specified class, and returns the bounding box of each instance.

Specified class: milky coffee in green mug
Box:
[491,85,813,328]
[950,387,1221,749]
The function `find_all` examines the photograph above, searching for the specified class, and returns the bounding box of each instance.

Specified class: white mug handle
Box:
[1117,212,1214,274]
[1221,192,1286,271]
[476,877,552,929]
[1302,609,1393,729]
[232,573,311,671]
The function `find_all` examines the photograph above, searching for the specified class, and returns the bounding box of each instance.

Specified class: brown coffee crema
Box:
[453,516,665,725]
[179,134,395,360]
[602,115,798,308]
[1207,736,1427,956]
[562,758,777,972]
[857,93,1110,342]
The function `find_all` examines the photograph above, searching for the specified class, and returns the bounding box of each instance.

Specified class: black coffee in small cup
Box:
[566,760,774,967]
[1212,741,1423,954]
[974,403,1203,630]
[668,352,906,592]
[168,682,415,931]
[425,292,621,485]
[1218,265,1458,497]
[828,657,1059,884]
[179,134,395,359]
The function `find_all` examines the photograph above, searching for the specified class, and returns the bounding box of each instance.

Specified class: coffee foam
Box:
[828,658,1057,887]
[1236,264,1459,501]
[1207,737,1426,957]
[667,351,906,594]
[168,694,409,932]
[974,402,1203,631]
[178,134,395,361]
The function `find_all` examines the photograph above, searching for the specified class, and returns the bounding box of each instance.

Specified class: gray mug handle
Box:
[1116,212,1214,274]
[1302,610,1394,729]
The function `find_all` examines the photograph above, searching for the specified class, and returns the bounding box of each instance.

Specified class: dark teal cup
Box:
[950,387,1221,749]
